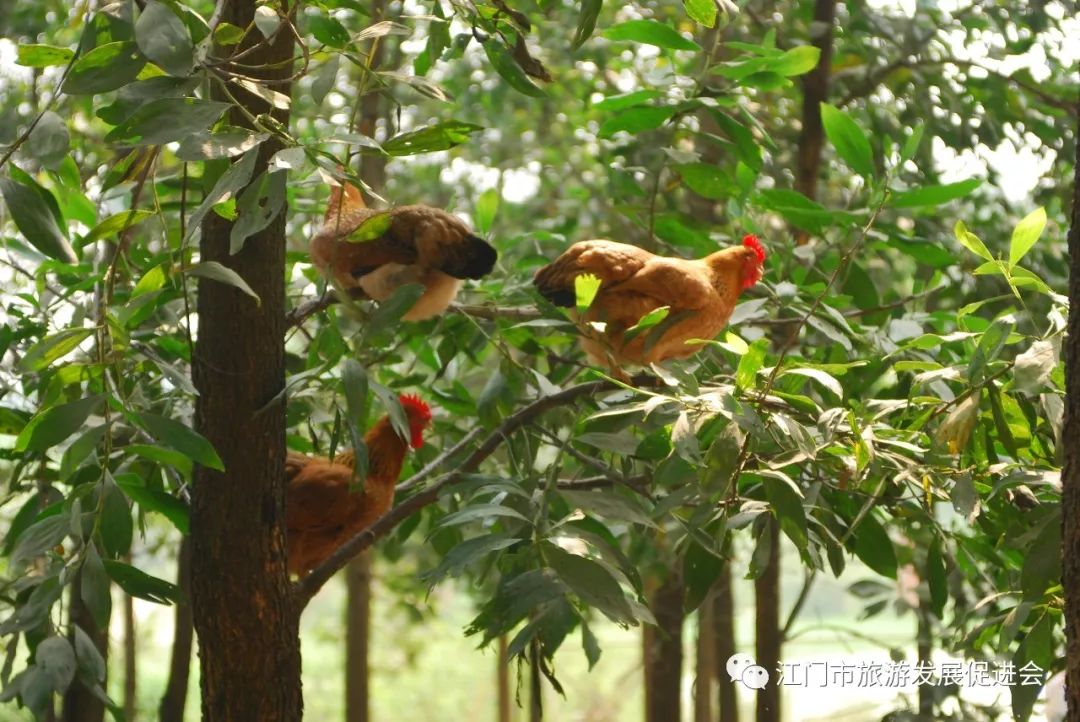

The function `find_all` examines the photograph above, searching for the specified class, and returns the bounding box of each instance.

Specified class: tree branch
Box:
[293,379,619,608]
[284,290,542,330]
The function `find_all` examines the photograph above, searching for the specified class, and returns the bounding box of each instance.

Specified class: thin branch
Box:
[285,288,337,328]
[557,473,650,491]
[285,291,543,330]
[293,379,617,607]
[395,426,485,494]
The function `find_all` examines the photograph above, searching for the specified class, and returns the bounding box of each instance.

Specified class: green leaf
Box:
[127,444,194,476]
[308,12,350,48]
[954,220,994,261]
[114,476,189,535]
[598,105,676,138]
[81,209,155,246]
[186,261,261,306]
[560,490,656,528]
[762,472,807,551]
[581,620,601,669]
[136,0,194,76]
[889,178,981,208]
[253,5,281,38]
[851,514,897,579]
[100,478,133,558]
[926,538,947,618]
[103,560,181,605]
[544,544,636,623]
[422,534,518,585]
[35,637,76,693]
[132,263,167,297]
[383,121,483,156]
[27,111,70,168]
[819,103,874,178]
[735,338,767,390]
[1021,515,1060,601]
[81,545,113,630]
[475,188,499,235]
[683,0,718,27]
[770,45,820,76]
[781,367,843,398]
[230,169,287,253]
[15,395,106,452]
[483,39,546,97]
[592,90,662,112]
[574,273,601,310]
[602,20,700,51]
[0,174,76,263]
[19,327,94,372]
[74,623,107,686]
[105,98,231,146]
[676,163,731,199]
[176,127,269,161]
[572,0,603,49]
[347,212,393,242]
[213,22,246,46]
[9,515,69,567]
[437,504,530,528]
[367,283,426,330]
[1013,340,1056,394]
[16,44,74,68]
[138,413,225,471]
[62,42,146,95]
[900,122,924,163]
[1009,207,1046,269]
[187,148,259,236]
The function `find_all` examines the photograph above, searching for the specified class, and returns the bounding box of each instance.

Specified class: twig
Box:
[395,426,485,494]
[285,288,337,328]
[557,473,650,491]
[293,379,616,607]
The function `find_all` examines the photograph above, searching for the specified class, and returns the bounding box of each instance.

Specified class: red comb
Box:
[743,234,765,263]
[399,393,432,420]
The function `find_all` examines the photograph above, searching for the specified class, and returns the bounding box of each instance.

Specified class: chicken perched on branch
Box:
[533,235,766,370]
[285,394,433,576]
[309,182,498,321]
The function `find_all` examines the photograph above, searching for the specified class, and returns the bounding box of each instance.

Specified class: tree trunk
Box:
[529,639,543,722]
[645,570,685,722]
[713,558,738,722]
[1062,95,1080,721]
[123,588,136,721]
[694,590,716,722]
[61,572,107,722]
[916,608,933,718]
[345,552,372,722]
[754,521,780,722]
[497,635,512,722]
[793,0,838,244]
[189,1,300,720]
[159,538,193,722]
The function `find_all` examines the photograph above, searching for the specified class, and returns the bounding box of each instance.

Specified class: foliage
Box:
[0,0,1074,719]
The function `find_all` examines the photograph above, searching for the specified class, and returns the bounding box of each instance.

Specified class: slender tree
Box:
[159,539,193,722]
[189,1,300,719]
[1059,95,1080,720]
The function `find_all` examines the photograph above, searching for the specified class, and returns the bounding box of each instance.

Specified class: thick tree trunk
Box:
[694,590,716,722]
[713,559,738,722]
[61,573,107,722]
[123,589,136,721]
[794,0,838,244]
[1063,96,1080,722]
[159,538,193,722]
[345,552,372,722]
[189,1,300,720]
[645,570,685,722]
[754,522,780,722]
[497,635,512,722]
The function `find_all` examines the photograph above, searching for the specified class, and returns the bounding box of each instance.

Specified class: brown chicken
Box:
[532,235,766,370]
[285,394,433,576]
[309,182,498,320]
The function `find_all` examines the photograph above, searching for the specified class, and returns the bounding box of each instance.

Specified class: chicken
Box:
[532,235,766,370]
[309,181,498,321]
[285,394,433,576]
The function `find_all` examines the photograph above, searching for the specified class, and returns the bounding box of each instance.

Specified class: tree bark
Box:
[694,590,716,722]
[61,572,107,722]
[123,588,136,721]
[754,521,780,722]
[189,1,300,720]
[794,0,838,244]
[345,552,372,722]
[713,559,738,722]
[1063,96,1080,721]
[159,538,193,722]
[497,635,512,722]
[645,570,685,722]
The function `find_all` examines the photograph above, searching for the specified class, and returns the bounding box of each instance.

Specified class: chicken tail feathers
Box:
[532,265,577,307]
[441,234,498,280]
